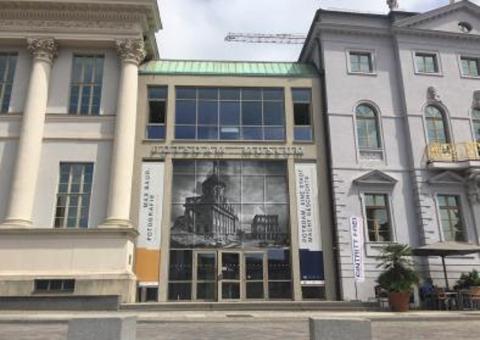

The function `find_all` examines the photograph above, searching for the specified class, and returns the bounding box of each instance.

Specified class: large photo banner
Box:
[295,163,324,285]
[350,216,365,283]
[136,162,165,285]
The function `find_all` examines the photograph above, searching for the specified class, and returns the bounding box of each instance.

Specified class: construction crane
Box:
[225,32,306,45]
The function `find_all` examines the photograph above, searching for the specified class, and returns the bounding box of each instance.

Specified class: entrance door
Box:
[219,252,241,300]
[245,252,266,299]
[194,251,217,301]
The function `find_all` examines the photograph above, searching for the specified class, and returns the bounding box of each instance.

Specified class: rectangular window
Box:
[438,195,466,242]
[364,193,392,242]
[293,89,313,141]
[69,55,104,115]
[415,53,439,74]
[34,279,75,293]
[0,53,17,113]
[461,57,480,77]
[147,86,167,139]
[54,163,94,229]
[175,87,285,141]
[349,52,373,73]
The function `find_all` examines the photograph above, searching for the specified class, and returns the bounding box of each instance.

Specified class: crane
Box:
[224,32,307,45]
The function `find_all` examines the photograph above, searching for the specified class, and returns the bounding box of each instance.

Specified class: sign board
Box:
[295,163,324,285]
[136,162,164,284]
[350,216,365,283]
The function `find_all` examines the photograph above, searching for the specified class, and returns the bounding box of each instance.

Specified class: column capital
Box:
[27,38,58,64]
[467,170,480,204]
[115,39,146,65]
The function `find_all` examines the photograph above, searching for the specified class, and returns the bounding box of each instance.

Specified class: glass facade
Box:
[168,160,291,301]
[175,87,285,141]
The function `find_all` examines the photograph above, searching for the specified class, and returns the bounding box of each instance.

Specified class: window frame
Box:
[424,105,450,144]
[361,192,395,243]
[458,54,480,79]
[346,49,377,75]
[434,193,468,242]
[292,88,314,142]
[413,51,442,76]
[0,52,18,114]
[53,162,94,229]
[353,102,385,161]
[472,108,480,143]
[146,85,168,140]
[68,54,105,116]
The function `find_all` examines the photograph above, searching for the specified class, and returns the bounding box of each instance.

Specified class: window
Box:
[461,57,480,77]
[349,51,374,74]
[293,89,313,141]
[175,87,285,141]
[425,105,449,144]
[438,195,466,242]
[473,109,480,142]
[34,279,75,293]
[364,193,392,242]
[459,22,473,33]
[147,86,167,139]
[415,53,439,74]
[0,53,17,113]
[69,55,104,115]
[54,163,93,228]
[356,104,381,151]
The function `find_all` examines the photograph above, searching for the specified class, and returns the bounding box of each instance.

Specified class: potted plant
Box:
[377,244,419,312]
[456,270,480,290]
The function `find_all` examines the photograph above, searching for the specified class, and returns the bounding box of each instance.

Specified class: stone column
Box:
[103,39,145,228]
[3,38,58,228]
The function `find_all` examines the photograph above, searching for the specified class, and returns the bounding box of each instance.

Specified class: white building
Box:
[0,0,160,303]
[300,0,480,300]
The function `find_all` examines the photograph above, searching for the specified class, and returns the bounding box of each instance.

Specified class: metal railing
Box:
[426,142,480,162]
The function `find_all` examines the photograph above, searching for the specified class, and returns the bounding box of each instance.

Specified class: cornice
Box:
[316,23,392,38]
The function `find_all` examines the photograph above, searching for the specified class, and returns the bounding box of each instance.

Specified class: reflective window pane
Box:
[175,100,196,124]
[69,56,104,115]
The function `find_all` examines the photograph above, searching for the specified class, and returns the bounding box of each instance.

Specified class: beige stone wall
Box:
[132,74,337,301]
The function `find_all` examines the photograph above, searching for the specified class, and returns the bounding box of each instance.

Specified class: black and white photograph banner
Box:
[170,160,290,249]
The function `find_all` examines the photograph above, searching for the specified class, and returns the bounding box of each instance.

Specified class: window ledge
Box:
[414,71,443,77]
[460,74,480,80]
[347,71,377,77]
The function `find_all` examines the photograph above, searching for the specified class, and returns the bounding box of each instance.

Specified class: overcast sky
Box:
[155,0,477,61]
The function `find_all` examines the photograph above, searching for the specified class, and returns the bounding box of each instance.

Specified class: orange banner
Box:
[135,248,160,283]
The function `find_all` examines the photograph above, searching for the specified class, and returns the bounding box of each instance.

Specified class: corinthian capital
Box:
[27,38,58,64]
[115,39,146,65]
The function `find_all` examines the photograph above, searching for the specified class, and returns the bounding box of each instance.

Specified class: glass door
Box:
[219,252,241,300]
[194,251,217,301]
[245,252,266,299]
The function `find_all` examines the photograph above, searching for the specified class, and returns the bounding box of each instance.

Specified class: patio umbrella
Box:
[412,241,480,290]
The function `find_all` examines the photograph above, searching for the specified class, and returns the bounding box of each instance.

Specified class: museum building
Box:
[2,0,480,305]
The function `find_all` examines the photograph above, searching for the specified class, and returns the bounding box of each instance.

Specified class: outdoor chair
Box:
[469,287,480,310]
[434,288,450,310]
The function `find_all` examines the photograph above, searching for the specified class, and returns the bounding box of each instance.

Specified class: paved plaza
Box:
[1,311,480,340]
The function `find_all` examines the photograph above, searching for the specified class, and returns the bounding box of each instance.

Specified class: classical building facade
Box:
[0,0,160,303]
[300,0,480,300]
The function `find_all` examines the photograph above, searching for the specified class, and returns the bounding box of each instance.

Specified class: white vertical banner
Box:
[138,162,164,250]
[295,163,322,251]
[350,216,365,283]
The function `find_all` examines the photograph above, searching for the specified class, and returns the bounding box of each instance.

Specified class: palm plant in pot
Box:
[377,244,419,312]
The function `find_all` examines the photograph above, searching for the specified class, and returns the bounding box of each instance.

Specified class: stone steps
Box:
[121,301,378,312]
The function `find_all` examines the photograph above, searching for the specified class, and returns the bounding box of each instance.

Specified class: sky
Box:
[155,0,478,62]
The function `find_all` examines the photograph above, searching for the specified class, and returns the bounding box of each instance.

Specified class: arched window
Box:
[473,108,480,142]
[356,104,381,150]
[425,105,449,144]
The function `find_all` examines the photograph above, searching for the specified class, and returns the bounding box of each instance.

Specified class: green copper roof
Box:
[139,59,318,77]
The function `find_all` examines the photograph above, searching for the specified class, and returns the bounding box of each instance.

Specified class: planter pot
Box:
[388,291,410,312]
